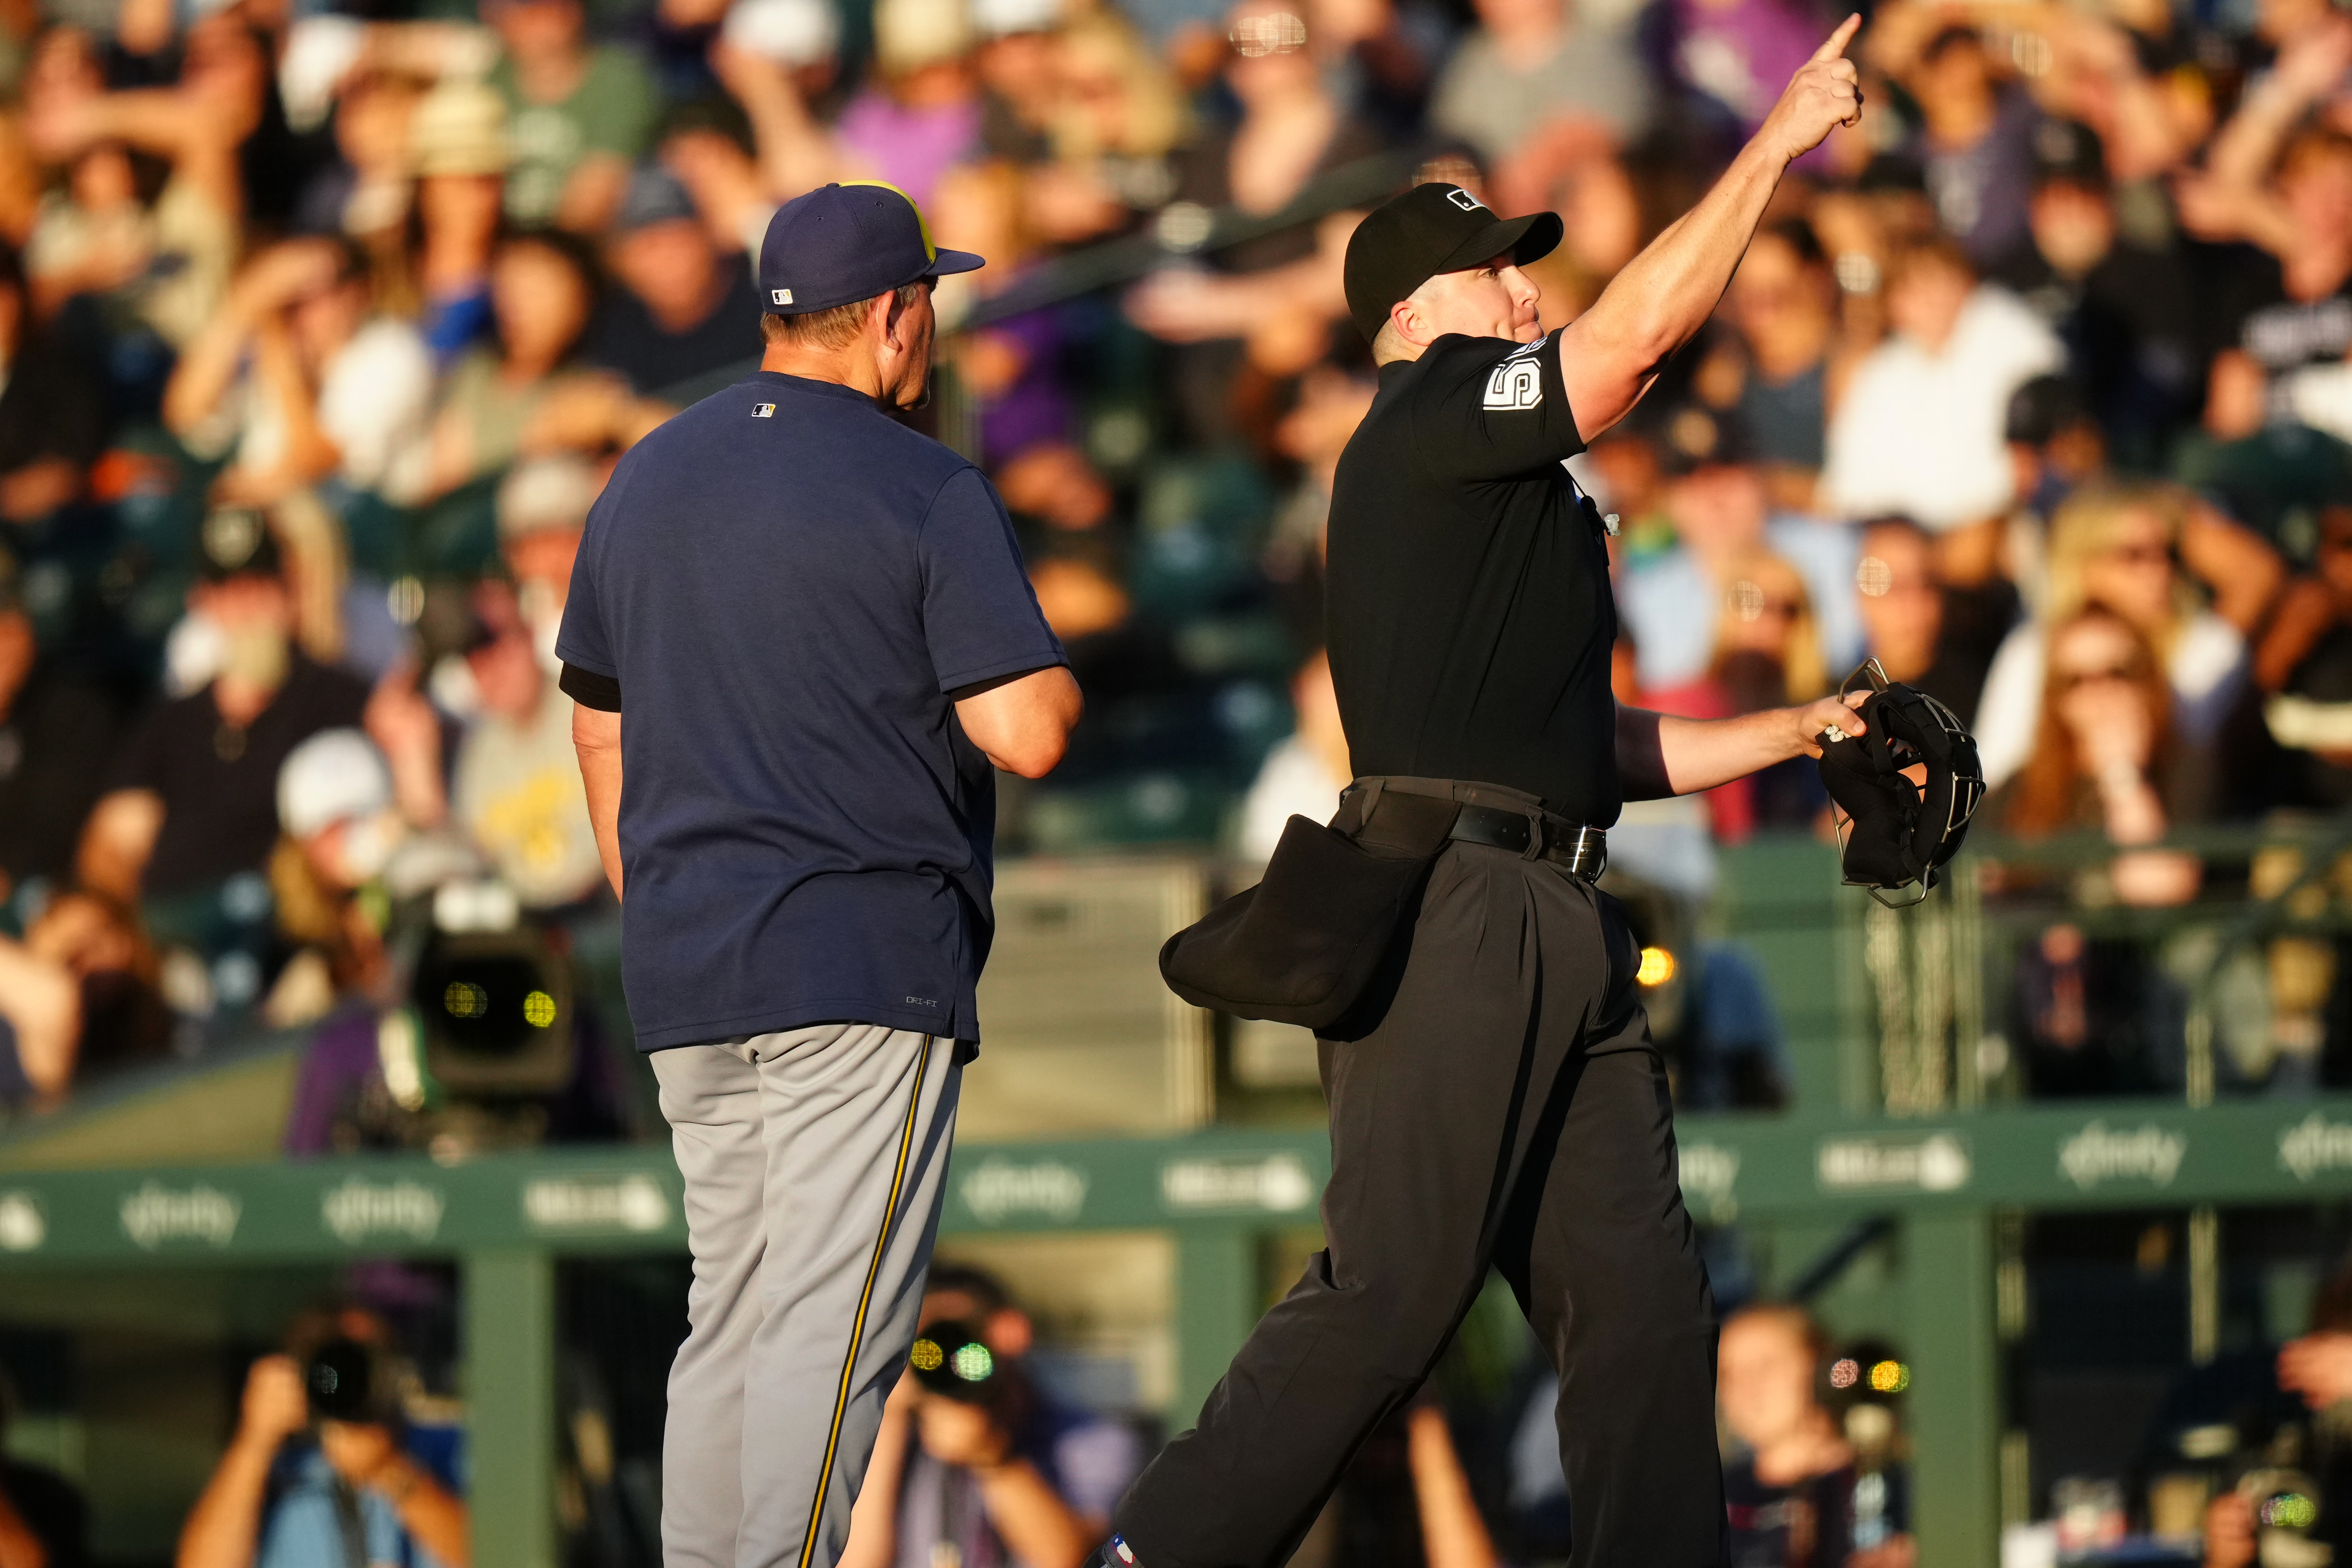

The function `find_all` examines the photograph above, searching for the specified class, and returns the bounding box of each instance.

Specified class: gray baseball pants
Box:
[652,1025,962,1568]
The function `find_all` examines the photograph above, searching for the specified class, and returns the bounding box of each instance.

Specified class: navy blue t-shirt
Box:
[557,371,1065,1050]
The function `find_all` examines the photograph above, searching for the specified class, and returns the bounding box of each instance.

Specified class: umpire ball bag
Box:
[1815,681,1985,905]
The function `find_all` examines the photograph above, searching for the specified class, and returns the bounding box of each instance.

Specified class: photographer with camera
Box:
[176,1310,467,1568]
[842,1266,1141,1568]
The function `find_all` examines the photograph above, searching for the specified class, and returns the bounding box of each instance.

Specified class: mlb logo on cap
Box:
[759,181,984,319]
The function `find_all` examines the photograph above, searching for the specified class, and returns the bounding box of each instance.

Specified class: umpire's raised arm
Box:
[1557,14,1863,438]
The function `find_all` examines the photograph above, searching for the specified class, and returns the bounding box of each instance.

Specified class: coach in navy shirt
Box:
[559,181,1079,1568]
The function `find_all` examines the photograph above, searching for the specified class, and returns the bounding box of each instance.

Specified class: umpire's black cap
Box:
[1343,183,1563,346]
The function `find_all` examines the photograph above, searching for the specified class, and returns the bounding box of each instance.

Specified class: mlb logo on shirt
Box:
[752,404,776,418]
[771,288,794,306]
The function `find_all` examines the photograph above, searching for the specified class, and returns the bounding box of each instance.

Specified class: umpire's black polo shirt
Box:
[557,371,1065,1050]
[1325,329,1618,826]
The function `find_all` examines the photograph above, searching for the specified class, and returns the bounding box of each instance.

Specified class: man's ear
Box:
[869,288,902,350]
[1388,296,1425,348]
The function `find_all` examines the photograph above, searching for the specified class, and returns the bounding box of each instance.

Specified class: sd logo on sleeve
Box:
[1484,338,1546,410]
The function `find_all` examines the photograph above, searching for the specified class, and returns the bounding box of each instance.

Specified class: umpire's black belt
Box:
[1158,774,1607,1029]
[1334,776,1608,883]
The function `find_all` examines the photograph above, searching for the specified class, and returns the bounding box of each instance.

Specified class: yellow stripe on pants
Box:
[797,1033,934,1568]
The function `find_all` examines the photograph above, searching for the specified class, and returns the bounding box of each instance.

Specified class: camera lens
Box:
[305,1337,374,1422]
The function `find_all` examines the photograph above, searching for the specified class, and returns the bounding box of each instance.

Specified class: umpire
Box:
[1107,23,1867,1568]
[560,182,1079,1568]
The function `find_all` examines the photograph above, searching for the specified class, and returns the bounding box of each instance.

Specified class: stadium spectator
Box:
[18,16,250,333]
[584,163,763,399]
[261,726,474,1027]
[930,159,1081,469]
[1991,606,2207,910]
[164,236,435,510]
[1890,22,2042,267]
[971,0,1065,163]
[2186,19,2352,389]
[1029,11,1184,242]
[1994,121,2197,468]
[1618,426,1861,695]
[424,230,621,495]
[1648,0,1822,145]
[1852,516,2013,727]
[77,514,369,906]
[176,1308,467,1568]
[1026,534,1179,715]
[2252,504,2352,809]
[407,77,512,365]
[1170,0,1382,261]
[838,0,985,205]
[2004,374,2109,561]
[657,93,784,262]
[0,239,103,525]
[0,555,121,913]
[290,67,425,254]
[451,591,604,911]
[2172,374,2352,570]
[1427,0,1652,170]
[0,886,168,1109]
[486,0,659,231]
[1820,237,2064,534]
[1717,218,1836,508]
[843,1264,1143,1568]
[496,454,600,666]
[1974,482,2280,791]
[1238,647,1348,860]
[1718,1304,1914,1568]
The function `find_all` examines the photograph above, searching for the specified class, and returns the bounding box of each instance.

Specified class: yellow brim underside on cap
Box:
[838,179,938,261]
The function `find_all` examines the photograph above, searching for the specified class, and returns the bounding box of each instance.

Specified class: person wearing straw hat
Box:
[560,181,1078,1568]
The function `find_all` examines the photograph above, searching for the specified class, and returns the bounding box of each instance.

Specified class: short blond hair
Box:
[2045,480,2194,644]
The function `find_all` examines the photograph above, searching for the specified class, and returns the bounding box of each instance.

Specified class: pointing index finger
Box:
[1812,13,1862,62]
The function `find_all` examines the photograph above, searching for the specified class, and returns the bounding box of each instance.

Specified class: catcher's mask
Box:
[1816,660,1985,908]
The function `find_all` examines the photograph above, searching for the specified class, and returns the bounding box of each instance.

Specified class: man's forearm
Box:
[1561,16,1857,436]
[974,1459,1095,1568]
[1616,704,1830,799]
[572,713,624,900]
[379,1459,469,1568]
[1578,140,1784,386]
[175,1436,276,1568]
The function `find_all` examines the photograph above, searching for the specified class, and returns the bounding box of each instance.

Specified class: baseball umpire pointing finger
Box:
[560,181,1080,1568]
[1106,22,1867,1568]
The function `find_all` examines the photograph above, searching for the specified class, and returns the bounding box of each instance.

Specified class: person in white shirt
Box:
[162,236,434,508]
[1820,236,2062,532]
[1238,650,1352,862]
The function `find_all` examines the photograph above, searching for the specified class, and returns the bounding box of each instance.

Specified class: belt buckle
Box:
[1562,825,1606,882]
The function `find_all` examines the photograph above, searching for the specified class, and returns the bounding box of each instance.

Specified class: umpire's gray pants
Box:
[653,1025,962,1568]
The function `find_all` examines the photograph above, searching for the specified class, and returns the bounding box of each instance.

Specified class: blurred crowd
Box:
[0,1253,1926,1568]
[8,0,2352,1113]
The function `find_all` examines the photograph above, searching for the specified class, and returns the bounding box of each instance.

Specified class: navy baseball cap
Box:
[758,181,983,316]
